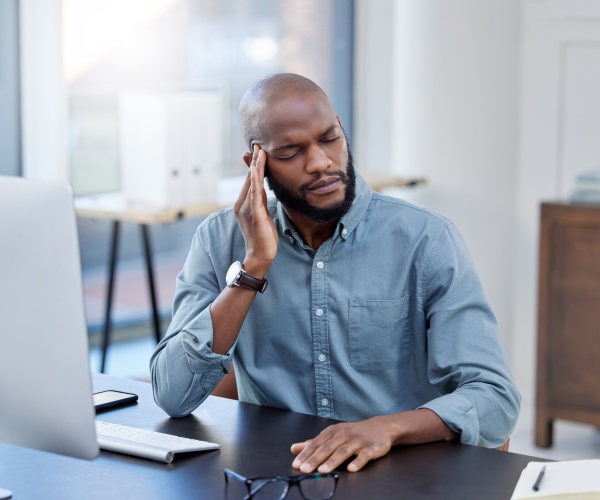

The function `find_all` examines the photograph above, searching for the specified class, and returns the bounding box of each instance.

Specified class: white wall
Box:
[392,0,521,362]
[356,0,521,357]
[353,0,395,173]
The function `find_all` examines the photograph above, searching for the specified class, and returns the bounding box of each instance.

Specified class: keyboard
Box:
[95,420,220,463]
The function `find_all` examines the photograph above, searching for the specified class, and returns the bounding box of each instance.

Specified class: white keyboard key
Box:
[96,420,220,463]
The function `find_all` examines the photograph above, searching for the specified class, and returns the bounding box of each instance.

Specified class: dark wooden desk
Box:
[0,376,542,499]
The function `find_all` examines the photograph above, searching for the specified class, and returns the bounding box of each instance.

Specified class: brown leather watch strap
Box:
[227,261,268,293]
[235,268,268,293]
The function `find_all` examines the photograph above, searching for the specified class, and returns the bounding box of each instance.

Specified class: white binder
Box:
[119,90,223,208]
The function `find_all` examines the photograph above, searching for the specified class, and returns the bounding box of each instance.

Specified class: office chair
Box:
[494,439,510,452]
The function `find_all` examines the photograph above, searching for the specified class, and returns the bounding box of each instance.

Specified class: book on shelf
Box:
[570,170,600,204]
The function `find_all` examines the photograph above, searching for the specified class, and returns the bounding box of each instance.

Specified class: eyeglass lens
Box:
[298,476,337,500]
[250,479,288,500]
[250,475,336,500]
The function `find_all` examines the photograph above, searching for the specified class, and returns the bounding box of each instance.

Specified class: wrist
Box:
[226,261,268,293]
[378,409,458,447]
[375,414,405,446]
[242,257,272,279]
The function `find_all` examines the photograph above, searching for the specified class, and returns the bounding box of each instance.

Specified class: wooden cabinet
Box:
[536,202,600,447]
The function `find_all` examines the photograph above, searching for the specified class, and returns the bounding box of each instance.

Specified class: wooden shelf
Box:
[536,201,600,447]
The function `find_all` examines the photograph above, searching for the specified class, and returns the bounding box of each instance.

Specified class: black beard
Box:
[265,143,357,223]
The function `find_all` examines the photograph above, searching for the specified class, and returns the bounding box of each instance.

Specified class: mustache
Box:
[299,171,348,194]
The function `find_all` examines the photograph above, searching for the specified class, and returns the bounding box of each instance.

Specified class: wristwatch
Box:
[226,261,268,293]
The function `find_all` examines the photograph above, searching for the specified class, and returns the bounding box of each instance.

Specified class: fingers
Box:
[249,146,266,208]
[290,441,308,454]
[292,433,363,473]
[233,144,278,269]
[234,145,263,213]
[233,161,252,213]
[252,143,266,177]
[346,451,374,472]
[291,422,391,473]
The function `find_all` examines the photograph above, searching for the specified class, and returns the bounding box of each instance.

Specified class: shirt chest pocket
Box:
[348,296,411,371]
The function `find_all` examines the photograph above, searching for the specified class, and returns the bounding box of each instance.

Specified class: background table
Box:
[0,374,546,500]
[75,194,224,373]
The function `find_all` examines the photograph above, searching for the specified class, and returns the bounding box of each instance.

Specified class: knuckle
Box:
[322,424,342,438]
[302,442,317,454]
[306,441,327,453]
[319,442,335,454]
[239,204,252,217]
[337,445,352,456]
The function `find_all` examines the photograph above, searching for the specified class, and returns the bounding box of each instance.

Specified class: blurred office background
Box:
[2,0,600,459]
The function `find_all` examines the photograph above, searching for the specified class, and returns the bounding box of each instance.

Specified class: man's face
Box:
[256,91,356,223]
[264,139,356,223]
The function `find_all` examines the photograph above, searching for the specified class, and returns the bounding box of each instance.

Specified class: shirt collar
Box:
[271,171,373,242]
[338,171,373,239]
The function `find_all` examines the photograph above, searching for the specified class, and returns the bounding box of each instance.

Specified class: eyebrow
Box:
[271,125,339,153]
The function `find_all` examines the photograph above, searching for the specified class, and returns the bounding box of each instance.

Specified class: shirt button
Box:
[316,261,324,269]
[321,398,329,406]
[342,228,348,236]
[288,236,294,243]
[316,308,324,316]
[318,354,326,362]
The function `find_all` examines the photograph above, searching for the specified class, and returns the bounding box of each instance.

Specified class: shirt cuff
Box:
[419,393,481,447]
[180,305,234,376]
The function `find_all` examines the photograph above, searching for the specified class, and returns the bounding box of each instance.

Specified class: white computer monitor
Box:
[0,175,99,460]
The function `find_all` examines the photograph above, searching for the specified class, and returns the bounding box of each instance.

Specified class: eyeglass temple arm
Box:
[224,468,249,484]
[224,469,255,500]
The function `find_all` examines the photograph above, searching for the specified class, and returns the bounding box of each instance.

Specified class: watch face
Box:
[226,261,243,286]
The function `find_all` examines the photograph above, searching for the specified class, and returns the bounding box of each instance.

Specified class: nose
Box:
[305,144,332,175]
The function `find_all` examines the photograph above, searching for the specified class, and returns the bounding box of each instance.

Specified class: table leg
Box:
[535,409,554,448]
[141,224,162,344]
[100,220,120,373]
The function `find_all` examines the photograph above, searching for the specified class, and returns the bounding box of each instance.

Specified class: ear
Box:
[243,152,252,168]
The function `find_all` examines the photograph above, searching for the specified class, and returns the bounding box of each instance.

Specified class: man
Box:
[150,73,520,473]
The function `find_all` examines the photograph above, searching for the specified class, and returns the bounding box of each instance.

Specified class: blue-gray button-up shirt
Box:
[150,174,520,447]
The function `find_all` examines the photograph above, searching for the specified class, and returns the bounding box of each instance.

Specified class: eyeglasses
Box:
[224,468,340,500]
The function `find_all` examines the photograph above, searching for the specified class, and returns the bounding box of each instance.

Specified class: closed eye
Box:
[275,151,301,161]
[273,134,340,160]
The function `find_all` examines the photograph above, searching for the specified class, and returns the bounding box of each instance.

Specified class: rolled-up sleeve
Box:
[150,228,234,418]
[418,224,521,447]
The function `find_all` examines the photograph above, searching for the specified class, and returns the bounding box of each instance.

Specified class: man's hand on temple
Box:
[234,144,278,276]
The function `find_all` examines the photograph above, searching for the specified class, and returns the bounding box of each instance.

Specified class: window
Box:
[63,0,353,196]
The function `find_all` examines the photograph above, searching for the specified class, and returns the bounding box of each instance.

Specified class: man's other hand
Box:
[290,409,458,473]
[290,416,395,473]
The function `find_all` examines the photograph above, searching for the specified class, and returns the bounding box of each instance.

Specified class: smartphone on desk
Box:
[93,390,138,412]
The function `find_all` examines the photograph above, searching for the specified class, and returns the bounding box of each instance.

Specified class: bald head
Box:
[238,73,333,149]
